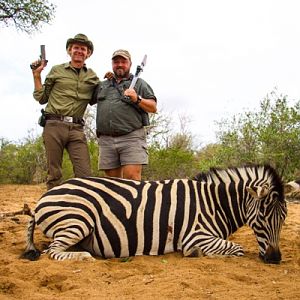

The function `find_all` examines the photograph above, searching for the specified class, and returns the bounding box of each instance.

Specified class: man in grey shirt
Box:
[94,49,157,180]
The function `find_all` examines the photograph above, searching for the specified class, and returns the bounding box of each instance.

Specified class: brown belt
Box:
[45,114,84,125]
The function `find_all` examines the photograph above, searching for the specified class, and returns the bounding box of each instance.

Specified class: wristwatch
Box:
[136,95,142,104]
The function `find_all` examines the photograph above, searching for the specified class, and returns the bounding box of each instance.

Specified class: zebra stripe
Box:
[22,165,288,263]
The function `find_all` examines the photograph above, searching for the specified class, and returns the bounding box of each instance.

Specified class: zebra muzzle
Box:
[260,245,282,264]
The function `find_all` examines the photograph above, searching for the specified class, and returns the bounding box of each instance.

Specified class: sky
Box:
[1,0,300,146]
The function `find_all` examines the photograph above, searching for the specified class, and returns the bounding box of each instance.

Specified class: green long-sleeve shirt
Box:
[33,62,99,118]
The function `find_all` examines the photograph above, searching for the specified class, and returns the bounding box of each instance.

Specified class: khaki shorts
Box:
[98,128,148,170]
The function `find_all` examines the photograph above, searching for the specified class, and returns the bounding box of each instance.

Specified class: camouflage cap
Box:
[66,33,94,54]
[112,49,131,61]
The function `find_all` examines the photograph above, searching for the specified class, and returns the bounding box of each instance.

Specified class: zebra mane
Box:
[193,164,284,200]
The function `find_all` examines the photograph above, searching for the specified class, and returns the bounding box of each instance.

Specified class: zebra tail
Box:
[20,214,41,261]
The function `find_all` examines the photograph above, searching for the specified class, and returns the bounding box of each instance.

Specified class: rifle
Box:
[30,45,48,70]
[124,55,150,127]
[129,54,147,89]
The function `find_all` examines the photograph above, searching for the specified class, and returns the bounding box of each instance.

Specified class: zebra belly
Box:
[78,224,178,259]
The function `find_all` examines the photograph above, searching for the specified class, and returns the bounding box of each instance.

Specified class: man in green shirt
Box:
[31,33,99,190]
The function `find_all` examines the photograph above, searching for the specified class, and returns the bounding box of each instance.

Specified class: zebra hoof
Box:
[20,249,41,261]
[80,254,96,261]
[185,248,204,257]
[71,251,95,261]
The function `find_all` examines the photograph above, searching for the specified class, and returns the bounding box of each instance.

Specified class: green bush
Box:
[0,136,46,184]
[143,146,199,180]
[212,92,300,180]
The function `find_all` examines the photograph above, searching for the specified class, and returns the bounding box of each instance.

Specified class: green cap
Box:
[66,33,94,54]
[112,49,131,61]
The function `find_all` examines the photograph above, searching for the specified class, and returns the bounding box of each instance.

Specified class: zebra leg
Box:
[184,247,204,257]
[183,235,244,257]
[21,215,41,261]
[44,229,95,261]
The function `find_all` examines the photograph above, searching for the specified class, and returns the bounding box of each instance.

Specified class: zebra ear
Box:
[246,186,269,200]
[284,181,300,195]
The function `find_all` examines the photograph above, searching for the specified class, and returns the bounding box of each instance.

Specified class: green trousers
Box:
[43,120,91,190]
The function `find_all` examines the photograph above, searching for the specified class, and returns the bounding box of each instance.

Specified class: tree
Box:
[168,114,194,151]
[146,109,173,149]
[0,134,47,184]
[83,106,98,142]
[214,91,300,179]
[143,147,199,180]
[0,0,56,34]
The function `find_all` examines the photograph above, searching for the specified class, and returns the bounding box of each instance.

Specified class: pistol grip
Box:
[30,62,41,70]
[30,60,48,70]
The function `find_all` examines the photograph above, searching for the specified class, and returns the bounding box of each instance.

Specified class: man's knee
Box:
[105,168,122,178]
[125,174,141,181]
[123,165,142,181]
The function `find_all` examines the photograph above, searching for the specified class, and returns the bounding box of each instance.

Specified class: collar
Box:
[113,73,133,84]
[64,62,88,71]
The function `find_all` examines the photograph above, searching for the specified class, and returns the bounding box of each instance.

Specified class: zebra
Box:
[22,164,292,264]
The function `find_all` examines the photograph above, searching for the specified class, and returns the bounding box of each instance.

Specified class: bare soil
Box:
[0,184,299,300]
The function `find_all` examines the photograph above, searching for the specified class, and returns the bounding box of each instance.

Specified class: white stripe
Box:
[136,182,152,255]
[149,183,163,255]
[177,180,191,245]
[165,181,178,252]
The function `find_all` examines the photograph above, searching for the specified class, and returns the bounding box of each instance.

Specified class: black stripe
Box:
[157,180,173,254]
[142,182,158,254]
[183,181,197,239]
[173,180,185,251]
[43,213,92,235]
[53,225,85,238]
[199,183,219,233]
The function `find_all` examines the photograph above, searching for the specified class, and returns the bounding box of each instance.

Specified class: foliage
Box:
[0,0,56,34]
[147,110,196,151]
[89,140,105,177]
[196,143,225,171]
[143,111,199,180]
[213,91,300,179]
[146,110,173,149]
[143,146,199,180]
[83,106,97,142]
[0,90,299,184]
[0,135,46,184]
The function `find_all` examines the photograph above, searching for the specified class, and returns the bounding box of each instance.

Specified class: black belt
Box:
[96,130,126,137]
[45,114,84,125]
